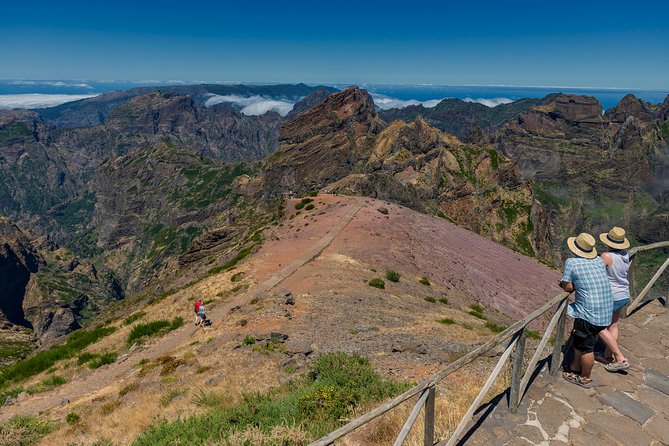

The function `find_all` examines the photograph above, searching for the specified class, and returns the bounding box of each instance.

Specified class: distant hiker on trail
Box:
[596,227,632,372]
[194,300,204,325]
[560,232,613,389]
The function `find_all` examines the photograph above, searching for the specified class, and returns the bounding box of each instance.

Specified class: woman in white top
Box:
[597,227,631,372]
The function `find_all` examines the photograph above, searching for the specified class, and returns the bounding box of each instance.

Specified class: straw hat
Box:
[599,226,630,250]
[567,233,597,259]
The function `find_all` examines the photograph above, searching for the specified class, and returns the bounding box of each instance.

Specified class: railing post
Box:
[424,386,435,446]
[509,327,526,413]
[550,300,569,377]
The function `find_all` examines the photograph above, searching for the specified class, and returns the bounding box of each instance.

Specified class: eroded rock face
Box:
[496,93,669,263]
[265,95,536,256]
[263,87,385,198]
[0,217,39,326]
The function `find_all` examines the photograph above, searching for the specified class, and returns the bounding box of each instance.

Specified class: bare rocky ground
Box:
[0,195,561,445]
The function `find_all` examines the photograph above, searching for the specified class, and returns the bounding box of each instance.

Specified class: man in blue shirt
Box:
[560,233,613,388]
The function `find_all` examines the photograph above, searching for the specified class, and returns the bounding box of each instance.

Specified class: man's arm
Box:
[560,281,574,292]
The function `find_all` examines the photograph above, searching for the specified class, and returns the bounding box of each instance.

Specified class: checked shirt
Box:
[562,256,613,327]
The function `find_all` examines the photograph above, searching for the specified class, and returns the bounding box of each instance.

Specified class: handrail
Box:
[310,242,669,446]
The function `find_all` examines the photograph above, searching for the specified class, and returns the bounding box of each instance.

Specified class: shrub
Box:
[438,318,455,325]
[124,311,146,325]
[119,381,140,396]
[304,203,315,211]
[0,416,54,444]
[419,277,431,286]
[439,297,449,305]
[309,191,318,197]
[300,197,313,204]
[77,352,96,366]
[65,412,80,425]
[127,317,184,346]
[0,327,115,387]
[423,296,436,303]
[230,272,243,282]
[368,278,385,289]
[241,336,256,346]
[485,322,506,333]
[294,201,306,210]
[385,270,400,282]
[27,375,67,394]
[88,352,118,369]
[469,310,486,320]
[469,304,486,319]
[161,390,184,407]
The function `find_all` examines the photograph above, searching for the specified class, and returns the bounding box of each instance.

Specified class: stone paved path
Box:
[462,299,669,446]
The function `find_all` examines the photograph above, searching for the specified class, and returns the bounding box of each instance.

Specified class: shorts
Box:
[613,298,630,313]
[572,318,607,353]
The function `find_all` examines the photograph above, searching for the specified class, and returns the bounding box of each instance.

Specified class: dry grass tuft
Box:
[119,381,140,397]
[343,361,511,445]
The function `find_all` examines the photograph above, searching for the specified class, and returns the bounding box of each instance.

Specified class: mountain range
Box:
[1,83,668,346]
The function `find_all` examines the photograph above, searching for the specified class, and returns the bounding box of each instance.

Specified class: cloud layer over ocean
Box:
[204,94,295,116]
[371,93,513,110]
[0,94,99,109]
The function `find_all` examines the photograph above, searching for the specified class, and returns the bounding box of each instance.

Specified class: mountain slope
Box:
[0,195,559,444]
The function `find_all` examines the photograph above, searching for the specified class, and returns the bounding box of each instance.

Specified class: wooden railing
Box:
[310,241,669,446]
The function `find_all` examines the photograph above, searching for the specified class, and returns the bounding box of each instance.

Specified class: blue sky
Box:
[1,0,668,88]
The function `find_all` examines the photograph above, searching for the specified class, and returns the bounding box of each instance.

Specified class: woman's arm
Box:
[601,252,612,267]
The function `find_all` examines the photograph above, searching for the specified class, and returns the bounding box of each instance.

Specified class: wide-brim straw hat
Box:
[599,226,630,250]
[567,233,597,259]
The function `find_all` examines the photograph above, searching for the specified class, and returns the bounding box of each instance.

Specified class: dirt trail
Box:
[0,198,364,422]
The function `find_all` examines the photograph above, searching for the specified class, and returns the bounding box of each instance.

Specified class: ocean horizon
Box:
[0,79,667,112]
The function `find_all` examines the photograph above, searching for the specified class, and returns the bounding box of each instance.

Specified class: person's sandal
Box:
[563,371,593,389]
[595,354,613,364]
[605,360,631,373]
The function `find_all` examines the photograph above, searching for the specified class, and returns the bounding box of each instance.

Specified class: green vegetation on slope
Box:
[0,326,115,388]
[133,352,410,445]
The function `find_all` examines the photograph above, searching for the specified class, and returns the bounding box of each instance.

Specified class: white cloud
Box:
[4,80,94,89]
[371,94,443,110]
[0,94,99,109]
[204,94,295,116]
[372,94,515,110]
[463,97,514,107]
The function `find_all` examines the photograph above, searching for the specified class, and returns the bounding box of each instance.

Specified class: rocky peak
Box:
[605,94,654,123]
[538,93,604,124]
[263,87,384,197]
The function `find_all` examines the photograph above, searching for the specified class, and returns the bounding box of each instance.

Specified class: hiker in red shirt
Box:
[194,300,203,325]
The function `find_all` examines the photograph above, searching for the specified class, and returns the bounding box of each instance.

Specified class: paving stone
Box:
[642,357,669,373]
[570,428,610,446]
[591,367,636,392]
[646,369,669,396]
[645,415,669,444]
[550,380,602,415]
[503,439,533,446]
[598,391,654,424]
[635,387,669,418]
[492,426,510,441]
[536,396,572,438]
[620,337,665,359]
[585,411,654,445]
[512,424,545,443]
